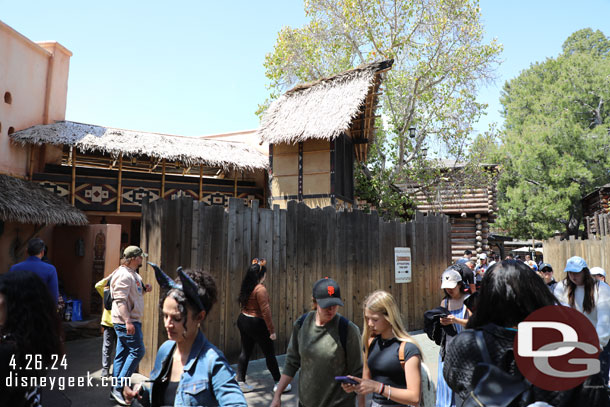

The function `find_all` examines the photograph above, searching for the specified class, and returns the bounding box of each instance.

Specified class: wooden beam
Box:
[28,144,36,180]
[117,153,123,213]
[71,146,76,206]
[199,166,203,201]
[233,171,238,197]
[161,159,166,199]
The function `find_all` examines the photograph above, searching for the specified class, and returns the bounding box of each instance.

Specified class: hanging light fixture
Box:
[408,127,416,138]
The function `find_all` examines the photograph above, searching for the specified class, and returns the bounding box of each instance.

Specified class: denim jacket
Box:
[141,331,246,406]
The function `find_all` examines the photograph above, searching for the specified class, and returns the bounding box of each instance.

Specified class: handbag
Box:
[461,330,529,407]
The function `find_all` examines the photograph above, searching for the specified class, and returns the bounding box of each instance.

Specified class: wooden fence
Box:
[543,235,610,282]
[138,197,452,371]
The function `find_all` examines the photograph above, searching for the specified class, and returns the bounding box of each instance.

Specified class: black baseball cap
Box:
[312,277,344,308]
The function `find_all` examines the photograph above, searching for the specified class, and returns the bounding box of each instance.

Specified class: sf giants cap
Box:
[312,277,344,308]
[123,245,148,259]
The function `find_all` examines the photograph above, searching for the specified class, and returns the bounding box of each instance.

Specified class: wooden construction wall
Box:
[139,197,452,370]
[543,235,610,284]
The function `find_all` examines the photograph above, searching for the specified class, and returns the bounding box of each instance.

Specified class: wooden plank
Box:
[218,206,229,351]
[279,207,288,355]
[139,197,164,373]
[179,197,193,267]
[225,198,240,359]
[295,202,307,316]
[272,205,282,355]
[285,200,299,352]
[251,200,260,257]
[190,201,199,268]
[345,210,356,319]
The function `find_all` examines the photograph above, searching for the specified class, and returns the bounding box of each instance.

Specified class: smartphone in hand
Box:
[335,376,358,385]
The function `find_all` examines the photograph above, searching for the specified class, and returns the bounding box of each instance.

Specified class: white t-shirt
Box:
[554,280,610,348]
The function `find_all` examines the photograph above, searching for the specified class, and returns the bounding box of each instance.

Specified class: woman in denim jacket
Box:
[125,266,246,407]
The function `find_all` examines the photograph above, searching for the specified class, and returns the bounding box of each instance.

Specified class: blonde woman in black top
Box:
[343,290,422,406]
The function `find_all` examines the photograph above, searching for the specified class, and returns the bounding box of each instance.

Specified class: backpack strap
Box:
[296,312,309,328]
[474,330,492,364]
[338,315,348,353]
[398,340,407,368]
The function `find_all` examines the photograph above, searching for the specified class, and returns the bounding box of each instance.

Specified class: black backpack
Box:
[296,312,349,356]
[462,330,530,407]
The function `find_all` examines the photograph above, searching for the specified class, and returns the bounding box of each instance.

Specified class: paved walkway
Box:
[40,331,439,406]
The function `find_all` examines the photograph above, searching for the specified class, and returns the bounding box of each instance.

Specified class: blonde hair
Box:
[362,290,423,360]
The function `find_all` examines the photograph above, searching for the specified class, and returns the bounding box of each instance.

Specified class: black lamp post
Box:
[408,127,416,138]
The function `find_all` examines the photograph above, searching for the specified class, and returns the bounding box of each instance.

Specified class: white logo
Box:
[517,321,600,378]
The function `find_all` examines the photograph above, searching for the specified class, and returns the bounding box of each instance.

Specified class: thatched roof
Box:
[0,174,88,225]
[10,121,268,171]
[257,60,393,145]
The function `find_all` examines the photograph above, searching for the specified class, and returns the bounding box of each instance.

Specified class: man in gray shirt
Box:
[271,278,363,407]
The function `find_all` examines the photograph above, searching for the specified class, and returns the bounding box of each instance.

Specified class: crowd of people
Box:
[3,237,610,407]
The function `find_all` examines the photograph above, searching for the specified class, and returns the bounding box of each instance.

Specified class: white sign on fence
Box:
[394,247,412,283]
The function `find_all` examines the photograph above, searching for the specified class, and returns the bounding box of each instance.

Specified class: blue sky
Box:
[2,0,609,138]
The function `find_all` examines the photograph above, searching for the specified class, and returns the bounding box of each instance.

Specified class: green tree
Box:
[496,29,610,238]
[260,0,502,219]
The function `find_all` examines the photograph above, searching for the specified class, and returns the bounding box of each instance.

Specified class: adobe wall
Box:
[0,21,71,176]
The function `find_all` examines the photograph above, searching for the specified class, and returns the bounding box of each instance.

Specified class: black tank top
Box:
[367,336,421,405]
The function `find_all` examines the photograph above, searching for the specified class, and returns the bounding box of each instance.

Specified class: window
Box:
[4,92,12,104]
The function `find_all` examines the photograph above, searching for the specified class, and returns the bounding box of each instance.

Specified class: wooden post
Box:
[71,146,76,206]
[199,166,203,201]
[233,170,238,197]
[117,153,123,213]
[28,145,35,181]
[161,159,166,199]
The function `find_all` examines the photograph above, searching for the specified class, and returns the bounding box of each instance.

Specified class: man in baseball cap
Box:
[312,277,344,308]
[538,263,557,291]
[123,245,148,259]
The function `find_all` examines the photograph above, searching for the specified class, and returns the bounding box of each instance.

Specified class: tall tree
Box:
[496,28,610,238]
[260,0,502,219]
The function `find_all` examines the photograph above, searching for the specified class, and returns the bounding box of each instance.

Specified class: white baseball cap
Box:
[590,267,606,277]
[441,269,462,289]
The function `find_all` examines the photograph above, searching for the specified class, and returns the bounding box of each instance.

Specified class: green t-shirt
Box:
[283,312,363,407]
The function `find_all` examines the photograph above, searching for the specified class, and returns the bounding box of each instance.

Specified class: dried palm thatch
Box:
[10,121,268,171]
[0,174,88,225]
[257,60,393,144]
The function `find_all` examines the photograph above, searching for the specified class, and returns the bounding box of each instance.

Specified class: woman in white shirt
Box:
[554,256,610,386]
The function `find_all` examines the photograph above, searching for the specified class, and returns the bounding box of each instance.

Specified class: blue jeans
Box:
[113,322,145,391]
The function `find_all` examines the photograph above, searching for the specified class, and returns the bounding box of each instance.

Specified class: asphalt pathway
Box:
[40,331,439,406]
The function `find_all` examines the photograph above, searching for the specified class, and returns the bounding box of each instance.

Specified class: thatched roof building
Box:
[257,59,393,163]
[10,121,268,171]
[0,174,88,225]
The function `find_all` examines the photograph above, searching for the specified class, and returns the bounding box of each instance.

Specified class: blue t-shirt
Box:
[10,256,59,304]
